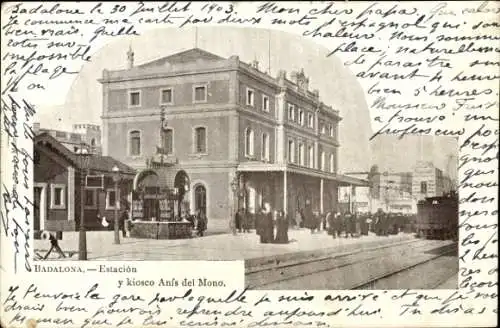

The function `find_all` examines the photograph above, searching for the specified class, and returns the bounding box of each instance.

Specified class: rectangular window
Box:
[129,91,141,107]
[420,181,428,194]
[299,144,305,166]
[195,127,207,153]
[194,85,207,103]
[54,188,62,205]
[262,95,269,112]
[246,88,255,106]
[160,88,173,104]
[106,189,120,210]
[308,113,314,128]
[261,133,269,161]
[329,125,334,137]
[84,189,97,208]
[162,129,173,154]
[288,140,295,163]
[129,131,141,156]
[50,184,66,209]
[308,146,314,169]
[330,154,335,173]
[298,109,304,126]
[320,122,326,134]
[288,104,295,121]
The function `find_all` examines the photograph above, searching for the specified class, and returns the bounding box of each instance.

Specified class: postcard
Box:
[1,1,498,327]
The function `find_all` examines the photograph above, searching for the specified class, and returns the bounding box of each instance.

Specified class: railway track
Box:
[352,242,458,290]
[246,239,457,290]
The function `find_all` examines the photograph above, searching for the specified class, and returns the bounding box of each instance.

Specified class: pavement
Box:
[34,229,417,262]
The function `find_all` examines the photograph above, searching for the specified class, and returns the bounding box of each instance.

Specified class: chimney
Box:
[251,59,259,70]
[127,45,134,69]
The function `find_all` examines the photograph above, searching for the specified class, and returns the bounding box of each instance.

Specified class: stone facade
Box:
[100,48,362,233]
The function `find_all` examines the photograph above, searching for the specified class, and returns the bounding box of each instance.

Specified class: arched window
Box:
[194,127,206,153]
[129,130,141,156]
[288,139,295,163]
[308,145,314,168]
[320,151,326,171]
[245,128,254,157]
[261,133,269,161]
[246,185,256,214]
[299,143,305,166]
[162,129,173,154]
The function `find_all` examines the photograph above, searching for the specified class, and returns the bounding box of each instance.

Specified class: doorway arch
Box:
[194,184,207,215]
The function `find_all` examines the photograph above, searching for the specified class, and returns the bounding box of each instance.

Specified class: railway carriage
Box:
[416,192,458,240]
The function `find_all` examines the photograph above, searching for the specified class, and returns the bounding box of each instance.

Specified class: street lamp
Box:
[112,165,121,244]
[76,144,90,260]
[230,173,239,235]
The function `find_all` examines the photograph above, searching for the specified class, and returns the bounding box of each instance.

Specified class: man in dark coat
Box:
[264,208,275,243]
[256,208,265,242]
[119,209,128,238]
[344,212,355,238]
[196,209,208,237]
[374,209,385,236]
[241,209,251,233]
[43,233,66,259]
[235,208,243,233]
[360,213,369,236]
[326,211,334,235]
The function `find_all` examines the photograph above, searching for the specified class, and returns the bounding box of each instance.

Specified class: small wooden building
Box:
[34,133,136,235]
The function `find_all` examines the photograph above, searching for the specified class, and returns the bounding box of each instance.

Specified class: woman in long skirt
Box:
[274,210,289,244]
[256,208,265,243]
[264,209,274,243]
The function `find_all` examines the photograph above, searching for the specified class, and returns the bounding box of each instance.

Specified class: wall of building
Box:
[35,149,74,231]
[412,162,437,200]
[237,71,277,116]
[238,115,275,163]
[107,79,230,112]
[74,174,132,231]
[186,169,232,233]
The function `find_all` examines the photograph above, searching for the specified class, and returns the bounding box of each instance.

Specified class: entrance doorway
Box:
[34,184,46,232]
[34,187,42,231]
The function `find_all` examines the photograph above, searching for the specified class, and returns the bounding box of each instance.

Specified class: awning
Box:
[237,162,369,187]
[336,174,370,187]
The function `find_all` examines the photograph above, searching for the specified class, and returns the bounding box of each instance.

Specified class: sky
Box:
[370,135,459,178]
[37,26,374,172]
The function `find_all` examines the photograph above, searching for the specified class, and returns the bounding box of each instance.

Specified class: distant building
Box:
[33,122,102,154]
[100,47,366,232]
[412,161,454,201]
[344,169,416,214]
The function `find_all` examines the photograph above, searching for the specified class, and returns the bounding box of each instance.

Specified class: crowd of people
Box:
[113,205,414,242]
[232,206,416,244]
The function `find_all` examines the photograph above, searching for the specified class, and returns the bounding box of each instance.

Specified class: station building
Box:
[100,48,366,232]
